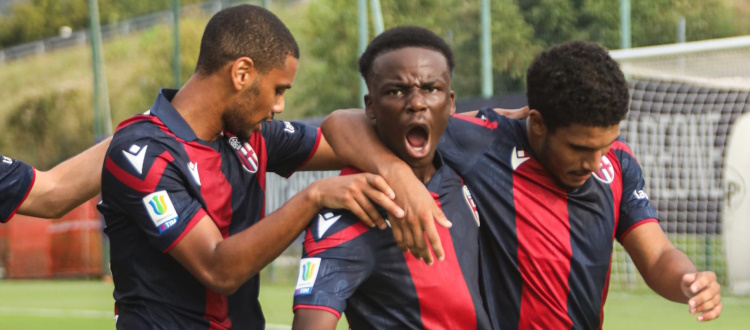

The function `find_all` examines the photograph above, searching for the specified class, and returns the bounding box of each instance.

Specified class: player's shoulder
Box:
[308,208,367,241]
[608,137,637,161]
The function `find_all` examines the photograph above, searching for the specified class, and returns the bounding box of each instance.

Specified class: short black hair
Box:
[358,26,454,83]
[195,4,299,75]
[526,41,629,132]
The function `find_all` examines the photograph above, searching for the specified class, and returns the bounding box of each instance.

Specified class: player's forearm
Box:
[211,188,320,294]
[322,109,410,176]
[18,137,111,218]
[642,247,697,303]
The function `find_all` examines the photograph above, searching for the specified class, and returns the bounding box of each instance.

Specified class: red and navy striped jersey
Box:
[98,89,321,330]
[293,157,491,330]
[438,108,658,330]
[0,154,35,223]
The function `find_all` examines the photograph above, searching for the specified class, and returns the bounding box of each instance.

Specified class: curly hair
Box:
[195,4,299,75]
[358,26,454,83]
[526,41,629,132]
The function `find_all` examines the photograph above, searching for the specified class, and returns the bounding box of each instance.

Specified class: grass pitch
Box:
[0,279,747,329]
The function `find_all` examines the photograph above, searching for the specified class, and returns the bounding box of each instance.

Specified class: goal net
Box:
[609,36,750,289]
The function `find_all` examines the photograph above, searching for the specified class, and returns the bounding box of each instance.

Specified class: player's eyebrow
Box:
[570,136,618,151]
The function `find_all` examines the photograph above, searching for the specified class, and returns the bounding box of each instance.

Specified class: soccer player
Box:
[322,41,722,328]
[291,26,490,330]
[1,137,111,222]
[97,5,402,329]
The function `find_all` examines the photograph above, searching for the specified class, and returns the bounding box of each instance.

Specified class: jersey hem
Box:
[293,304,342,319]
[617,218,659,242]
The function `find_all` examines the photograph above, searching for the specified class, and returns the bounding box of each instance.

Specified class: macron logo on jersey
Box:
[317,212,342,239]
[187,162,201,186]
[123,144,148,175]
[142,190,179,234]
[283,121,296,133]
[511,146,530,171]
[294,257,321,296]
[2,156,12,165]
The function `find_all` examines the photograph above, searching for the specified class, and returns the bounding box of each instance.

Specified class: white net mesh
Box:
[610,36,750,288]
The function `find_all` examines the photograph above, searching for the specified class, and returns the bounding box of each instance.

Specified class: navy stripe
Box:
[566,180,617,329]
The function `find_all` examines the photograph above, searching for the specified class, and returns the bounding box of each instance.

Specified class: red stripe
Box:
[293,304,342,319]
[403,193,476,330]
[114,115,153,133]
[205,287,231,330]
[611,140,635,159]
[287,127,322,178]
[162,208,207,253]
[451,113,499,129]
[304,224,370,257]
[340,167,361,176]
[249,132,269,219]
[514,159,573,329]
[105,151,175,194]
[5,167,36,223]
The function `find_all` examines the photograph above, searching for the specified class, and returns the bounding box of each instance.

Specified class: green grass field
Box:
[0,279,747,329]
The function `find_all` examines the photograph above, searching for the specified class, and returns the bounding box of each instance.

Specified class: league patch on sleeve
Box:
[142,190,179,234]
[294,257,321,296]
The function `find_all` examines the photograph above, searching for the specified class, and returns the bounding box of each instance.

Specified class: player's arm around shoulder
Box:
[18,136,112,218]
[621,223,722,322]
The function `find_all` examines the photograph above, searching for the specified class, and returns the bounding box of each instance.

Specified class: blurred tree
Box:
[0,0,203,48]
[293,0,541,118]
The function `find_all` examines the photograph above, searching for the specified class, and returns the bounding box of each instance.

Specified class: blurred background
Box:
[1,0,749,329]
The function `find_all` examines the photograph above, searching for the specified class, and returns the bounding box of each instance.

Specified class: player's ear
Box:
[449,90,456,116]
[231,57,258,92]
[528,109,547,136]
[364,94,376,120]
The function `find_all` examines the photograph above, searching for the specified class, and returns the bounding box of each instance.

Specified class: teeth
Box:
[414,146,424,151]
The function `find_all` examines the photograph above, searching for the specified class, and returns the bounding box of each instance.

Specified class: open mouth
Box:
[405,125,430,159]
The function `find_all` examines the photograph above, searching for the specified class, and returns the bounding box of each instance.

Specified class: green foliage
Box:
[0,0,204,48]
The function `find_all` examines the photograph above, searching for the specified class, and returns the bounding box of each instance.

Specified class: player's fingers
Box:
[697,302,722,322]
[432,205,452,229]
[353,190,384,228]
[691,282,721,314]
[389,216,407,252]
[398,219,419,258]
[361,186,403,229]
[345,200,376,229]
[366,174,398,202]
[405,213,432,265]
[689,272,716,295]
[423,219,444,262]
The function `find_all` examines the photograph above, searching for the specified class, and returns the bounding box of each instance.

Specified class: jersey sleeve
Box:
[99,136,206,252]
[439,108,504,175]
[0,154,35,223]
[613,140,659,242]
[293,210,374,319]
[261,120,321,178]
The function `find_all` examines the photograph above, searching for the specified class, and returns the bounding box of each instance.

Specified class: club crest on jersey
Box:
[294,257,321,296]
[592,155,616,184]
[142,190,179,234]
[462,185,480,227]
[228,136,259,173]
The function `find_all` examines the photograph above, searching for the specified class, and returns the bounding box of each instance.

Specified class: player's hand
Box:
[386,168,452,265]
[493,106,530,119]
[681,271,722,322]
[311,173,404,228]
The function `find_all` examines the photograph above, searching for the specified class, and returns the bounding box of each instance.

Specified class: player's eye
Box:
[387,89,403,96]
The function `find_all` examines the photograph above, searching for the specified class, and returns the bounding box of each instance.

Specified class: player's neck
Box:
[171,75,227,142]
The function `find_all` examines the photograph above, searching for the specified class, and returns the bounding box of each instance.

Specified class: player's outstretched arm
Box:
[292,309,338,330]
[168,173,401,295]
[18,137,112,218]
[622,222,722,322]
[321,109,451,265]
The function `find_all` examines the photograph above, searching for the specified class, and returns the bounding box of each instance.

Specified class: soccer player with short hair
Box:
[1,138,110,222]
[291,26,490,330]
[323,41,722,328]
[98,5,401,329]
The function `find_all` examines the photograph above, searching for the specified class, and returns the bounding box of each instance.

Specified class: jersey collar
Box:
[149,89,199,142]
